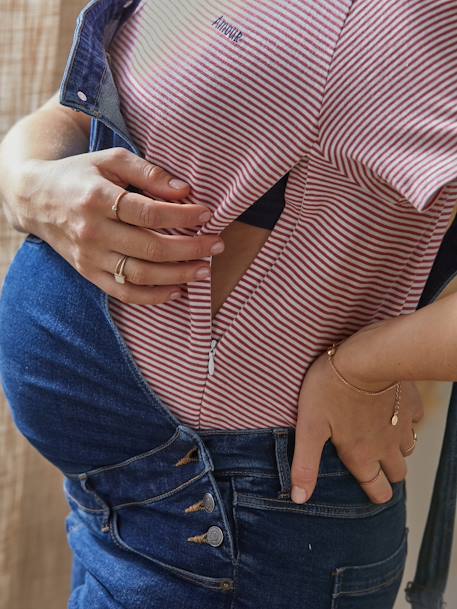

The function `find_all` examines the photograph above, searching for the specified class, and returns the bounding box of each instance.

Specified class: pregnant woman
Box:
[1,1,457,608]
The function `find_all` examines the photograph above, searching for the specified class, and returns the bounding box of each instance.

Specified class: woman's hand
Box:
[17,147,225,304]
[290,325,424,505]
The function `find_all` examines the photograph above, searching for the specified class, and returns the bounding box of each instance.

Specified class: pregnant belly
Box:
[0,237,179,474]
[211,221,272,320]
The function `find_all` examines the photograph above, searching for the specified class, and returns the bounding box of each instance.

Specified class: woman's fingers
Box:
[94,270,183,305]
[291,352,424,509]
[23,151,225,305]
[290,416,331,503]
[103,251,212,286]
[91,147,193,203]
[358,465,393,504]
[61,168,226,304]
[380,450,407,483]
[97,215,223,264]
[341,454,394,504]
[91,148,213,229]
[106,185,212,230]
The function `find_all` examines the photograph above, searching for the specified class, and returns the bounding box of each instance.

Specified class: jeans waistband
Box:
[62,424,349,513]
[198,426,347,477]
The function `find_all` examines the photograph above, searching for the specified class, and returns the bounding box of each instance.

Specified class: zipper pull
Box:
[208,338,219,375]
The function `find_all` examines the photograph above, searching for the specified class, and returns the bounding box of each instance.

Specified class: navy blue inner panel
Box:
[235,171,289,229]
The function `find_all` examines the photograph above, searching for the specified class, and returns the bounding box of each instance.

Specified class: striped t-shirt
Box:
[106,0,457,430]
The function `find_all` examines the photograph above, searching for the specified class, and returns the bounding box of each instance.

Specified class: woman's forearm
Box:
[0,91,90,233]
[336,289,457,388]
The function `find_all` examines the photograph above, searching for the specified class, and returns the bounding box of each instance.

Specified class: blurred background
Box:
[0,1,456,608]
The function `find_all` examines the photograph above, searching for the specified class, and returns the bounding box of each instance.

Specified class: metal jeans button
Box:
[206,525,224,547]
[202,492,215,512]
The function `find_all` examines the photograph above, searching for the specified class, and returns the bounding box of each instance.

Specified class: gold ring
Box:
[112,189,128,221]
[403,428,417,455]
[359,466,383,486]
[114,254,129,284]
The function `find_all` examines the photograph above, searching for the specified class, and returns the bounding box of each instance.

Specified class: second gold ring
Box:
[403,429,418,455]
[114,254,129,284]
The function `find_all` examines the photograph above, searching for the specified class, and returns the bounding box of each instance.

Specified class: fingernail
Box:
[169,178,188,189]
[195,267,210,280]
[169,291,182,300]
[210,240,225,254]
[291,486,308,503]
[199,211,211,222]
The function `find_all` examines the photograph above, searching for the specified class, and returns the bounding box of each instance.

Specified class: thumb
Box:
[290,418,330,504]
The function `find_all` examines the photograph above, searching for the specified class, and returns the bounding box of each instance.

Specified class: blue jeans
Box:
[0,235,408,609]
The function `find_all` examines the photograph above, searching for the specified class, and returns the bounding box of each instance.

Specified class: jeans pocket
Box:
[234,441,406,519]
[235,481,405,518]
[331,528,408,609]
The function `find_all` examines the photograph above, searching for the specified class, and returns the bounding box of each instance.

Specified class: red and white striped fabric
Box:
[107,0,457,430]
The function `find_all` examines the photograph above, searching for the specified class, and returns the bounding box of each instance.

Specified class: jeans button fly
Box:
[202,492,215,512]
[206,525,224,547]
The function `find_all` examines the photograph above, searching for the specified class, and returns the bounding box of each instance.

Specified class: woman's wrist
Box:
[330,319,401,392]
[3,158,50,237]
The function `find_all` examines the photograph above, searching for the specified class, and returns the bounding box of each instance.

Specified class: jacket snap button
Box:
[77,90,87,102]
[206,525,224,547]
[202,492,215,512]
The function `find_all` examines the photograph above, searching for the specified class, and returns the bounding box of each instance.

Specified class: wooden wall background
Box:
[0,2,456,608]
[0,2,86,608]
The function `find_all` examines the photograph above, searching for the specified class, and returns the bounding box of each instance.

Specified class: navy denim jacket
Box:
[58,2,457,607]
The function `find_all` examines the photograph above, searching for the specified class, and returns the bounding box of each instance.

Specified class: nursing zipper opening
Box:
[208,337,220,376]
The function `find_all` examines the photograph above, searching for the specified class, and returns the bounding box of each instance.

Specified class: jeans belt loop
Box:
[273,429,292,499]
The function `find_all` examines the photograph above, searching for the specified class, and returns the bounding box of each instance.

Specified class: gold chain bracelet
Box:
[326,341,401,426]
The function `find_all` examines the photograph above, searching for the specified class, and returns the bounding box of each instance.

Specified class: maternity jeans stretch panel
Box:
[0,235,409,609]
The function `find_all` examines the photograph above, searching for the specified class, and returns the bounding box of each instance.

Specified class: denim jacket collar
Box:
[58,0,142,152]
